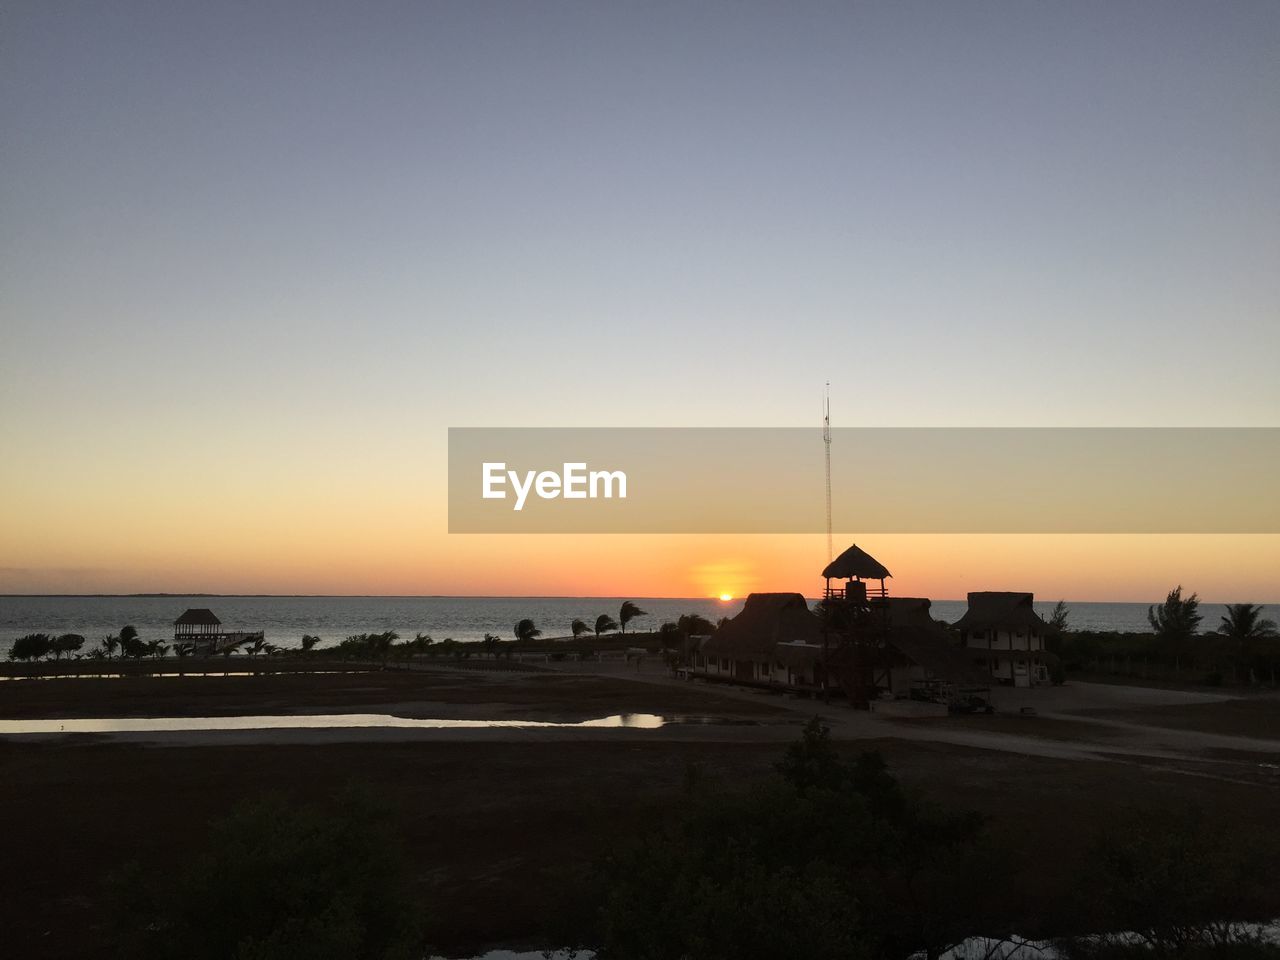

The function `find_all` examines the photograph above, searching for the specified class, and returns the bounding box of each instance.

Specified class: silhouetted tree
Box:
[300,634,323,652]
[7,633,52,661]
[657,622,682,649]
[51,633,85,660]
[514,619,541,643]
[335,633,393,659]
[677,613,716,637]
[619,601,646,634]
[1148,586,1202,672]
[119,625,148,659]
[1217,603,1279,684]
[570,618,590,640]
[100,634,120,659]
[594,614,618,637]
[1048,600,1070,634]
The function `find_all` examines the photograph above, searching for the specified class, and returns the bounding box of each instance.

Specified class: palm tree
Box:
[101,634,120,659]
[514,619,541,643]
[300,634,322,652]
[118,625,148,659]
[674,613,716,664]
[594,614,618,637]
[677,613,716,637]
[619,601,647,634]
[370,631,398,660]
[1217,603,1279,684]
[1148,586,1202,673]
[571,618,590,640]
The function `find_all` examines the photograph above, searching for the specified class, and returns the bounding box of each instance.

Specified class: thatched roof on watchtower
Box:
[701,593,822,659]
[174,608,221,626]
[822,543,892,581]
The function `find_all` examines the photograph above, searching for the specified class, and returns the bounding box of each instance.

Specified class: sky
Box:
[2,1,1278,600]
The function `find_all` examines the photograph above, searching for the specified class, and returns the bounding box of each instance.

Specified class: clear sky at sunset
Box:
[2,2,1277,600]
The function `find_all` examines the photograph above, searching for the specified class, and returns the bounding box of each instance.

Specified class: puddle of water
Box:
[0,712,711,735]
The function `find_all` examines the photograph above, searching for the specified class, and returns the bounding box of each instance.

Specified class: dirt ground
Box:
[1084,695,1280,737]
[3,736,1279,959]
[3,664,1279,958]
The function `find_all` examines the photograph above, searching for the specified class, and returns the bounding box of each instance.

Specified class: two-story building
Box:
[953,592,1050,687]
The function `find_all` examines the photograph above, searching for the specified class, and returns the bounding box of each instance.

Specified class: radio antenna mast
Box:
[823,382,832,565]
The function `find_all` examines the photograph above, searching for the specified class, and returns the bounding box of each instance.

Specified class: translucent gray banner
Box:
[448,428,1280,533]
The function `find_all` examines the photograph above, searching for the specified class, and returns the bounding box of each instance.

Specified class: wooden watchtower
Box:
[818,544,893,706]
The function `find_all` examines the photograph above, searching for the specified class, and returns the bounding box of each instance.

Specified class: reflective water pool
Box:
[0,670,370,681]
[0,712,689,734]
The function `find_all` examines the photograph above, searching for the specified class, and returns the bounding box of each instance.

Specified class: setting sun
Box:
[719,593,734,602]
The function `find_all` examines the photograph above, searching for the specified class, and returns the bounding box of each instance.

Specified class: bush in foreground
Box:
[108,789,420,960]
[594,718,1002,960]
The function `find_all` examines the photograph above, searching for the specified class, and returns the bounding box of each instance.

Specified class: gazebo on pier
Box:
[173,608,263,655]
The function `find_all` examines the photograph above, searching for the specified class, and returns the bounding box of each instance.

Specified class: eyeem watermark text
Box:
[482,462,628,511]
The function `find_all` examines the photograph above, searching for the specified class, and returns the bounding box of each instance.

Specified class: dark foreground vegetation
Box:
[108,790,420,960]
[81,720,1278,960]
[1048,593,1280,688]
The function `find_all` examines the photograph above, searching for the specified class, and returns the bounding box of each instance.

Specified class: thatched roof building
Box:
[953,592,1047,633]
[174,608,221,627]
[700,593,822,660]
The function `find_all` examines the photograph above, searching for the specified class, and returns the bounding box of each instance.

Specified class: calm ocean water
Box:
[1,595,1273,654]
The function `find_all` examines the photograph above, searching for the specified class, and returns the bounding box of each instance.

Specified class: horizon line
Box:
[2,593,1277,605]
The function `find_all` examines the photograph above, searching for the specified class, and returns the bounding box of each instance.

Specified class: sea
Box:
[0,595,1273,655]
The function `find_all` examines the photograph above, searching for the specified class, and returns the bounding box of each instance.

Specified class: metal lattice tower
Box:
[823,382,832,565]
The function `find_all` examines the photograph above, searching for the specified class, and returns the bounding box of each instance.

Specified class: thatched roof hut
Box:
[822,543,892,581]
[881,597,940,631]
[174,608,221,627]
[953,592,1047,633]
[701,593,822,660]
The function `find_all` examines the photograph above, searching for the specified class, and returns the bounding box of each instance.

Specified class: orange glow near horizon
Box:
[3,500,1280,603]
[1,458,1278,601]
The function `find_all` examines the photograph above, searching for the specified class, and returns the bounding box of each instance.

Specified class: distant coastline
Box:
[2,593,1277,603]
